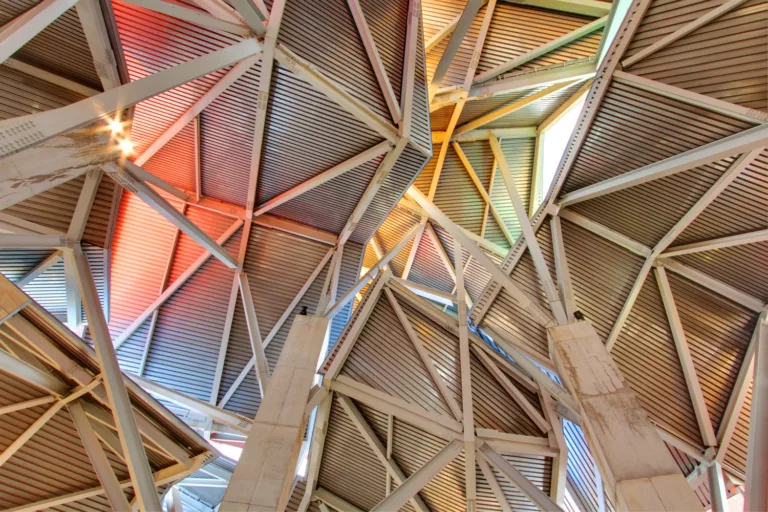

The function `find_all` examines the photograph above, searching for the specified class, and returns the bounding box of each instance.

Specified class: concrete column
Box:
[221,315,330,512]
[549,321,701,511]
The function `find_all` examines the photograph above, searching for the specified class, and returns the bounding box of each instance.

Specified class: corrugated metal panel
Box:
[668,273,756,434]
[477,4,598,77]
[286,479,322,512]
[560,81,753,193]
[359,0,408,107]
[435,144,486,235]
[0,371,130,509]
[258,63,384,209]
[458,86,549,125]
[483,80,586,128]
[724,377,751,473]
[408,228,456,293]
[4,174,81,234]
[371,204,422,277]
[144,122,197,194]
[492,453,553,511]
[168,206,235,284]
[571,156,733,247]
[676,241,768,302]
[218,293,261,416]
[524,32,602,73]
[427,3,489,88]
[560,219,645,342]
[667,444,710,507]
[422,0,467,42]
[492,137,534,238]
[317,399,388,510]
[674,149,768,245]
[0,2,100,89]
[626,0,767,110]
[279,0,390,121]
[340,293,455,417]
[83,176,117,248]
[200,62,260,207]
[143,235,240,400]
[271,155,382,235]
[113,1,239,156]
[108,192,180,339]
[431,104,456,131]
[350,144,429,244]
[611,273,703,447]
[479,223,556,365]
[0,250,53,283]
[431,224,495,304]
[0,65,86,120]
[412,144,439,196]
[329,241,365,350]
[23,255,66,319]
[363,243,379,270]
[562,419,615,512]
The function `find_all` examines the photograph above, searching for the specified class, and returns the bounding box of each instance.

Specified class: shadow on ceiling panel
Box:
[559,81,753,193]
[144,121,197,195]
[113,0,242,155]
[476,3,597,77]
[432,104,456,131]
[270,155,382,235]
[340,292,456,418]
[570,156,733,247]
[167,205,239,284]
[279,0,390,121]
[422,0,468,42]
[483,79,586,128]
[668,272,757,435]
[351,144,431,244]
[624,0,746,65]
[200,62,261,207]
[435,144,486,236]
[675,240,768,303]
[0,1,100,89]
[243,224,331,338]
[359,0,408,107]
[318,398,388,511]
[626,1,767,111]
[611,272,703,448]
[560,219,645,342]
[674,148,768,245]
[108,192,181,337]
[258,64,384,207]
[144,236,239,401]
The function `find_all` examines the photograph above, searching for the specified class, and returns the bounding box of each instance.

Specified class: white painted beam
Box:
[503,0,610,16]
[662,229,768,258]
[708,460,728,512]
[122,0,250,36]
[746,316,768,511]
[299,393,332,512]
[408,186,555,327]
[3,58,99,96]
[371,439,463,511]
[238,271,270,395]
[76,0,122,90]
[72,244,163,512]
[430,0,485,93]
[0,395,55,415]
[0,38,262,157]
[0,234,67,249]
[314,488,365,512]
[105,162,237,268]
[464,60,596,101]
[0,349,69,396]
[68,170,103,241]
[477,454,513,512]
[69,400,133,511]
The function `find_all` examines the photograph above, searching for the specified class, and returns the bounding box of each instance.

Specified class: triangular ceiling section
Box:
[0,3,100,89]
[242,223,330,338]
[200,62,261,207]
[279,0,390,120]
[359,0,409,106]
[409,223,456,293]
[570,155,736,247]
[667,271,758,433]
[559,80,754,193]
[476,3,602,78]
[269,154,383,235]
[3,174,83,234]
[485,80,585,128]
[257,63,385,208]
[142,122,197,193]
[434,144,485,235]
[673,148,768,245]
[217,297,262,417]
[317,397,388,511]
[339,292,456,418]
[625,0,767,111]
[610,272,703,448]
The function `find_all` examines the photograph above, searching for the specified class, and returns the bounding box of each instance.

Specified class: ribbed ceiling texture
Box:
[0,0,766,510]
